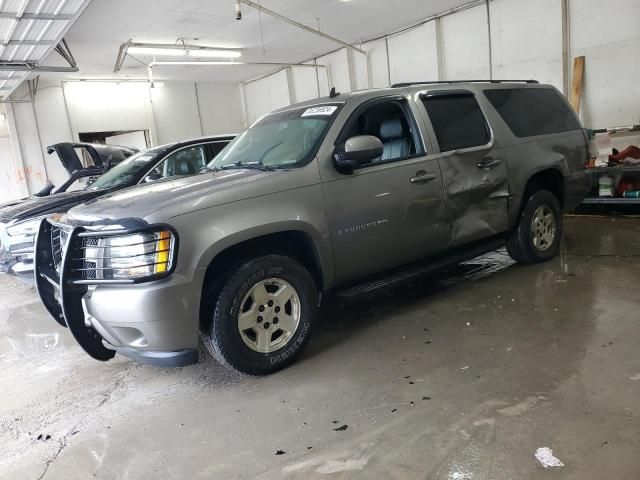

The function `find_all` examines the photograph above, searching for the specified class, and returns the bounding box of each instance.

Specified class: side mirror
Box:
[143,172,162,183]
[34,182,55,197]
[334,135,383,172]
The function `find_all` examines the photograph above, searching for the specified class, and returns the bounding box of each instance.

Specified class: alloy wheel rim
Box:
[531,205,556,252]
[237,277,301,353]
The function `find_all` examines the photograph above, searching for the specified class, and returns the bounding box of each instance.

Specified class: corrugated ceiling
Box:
[0,0,90,97]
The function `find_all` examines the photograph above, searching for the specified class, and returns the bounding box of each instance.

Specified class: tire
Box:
[506,190,562,264]
[202,254,318,375]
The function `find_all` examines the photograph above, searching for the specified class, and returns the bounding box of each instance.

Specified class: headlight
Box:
[84,229,176,280]
[6,216,46,237]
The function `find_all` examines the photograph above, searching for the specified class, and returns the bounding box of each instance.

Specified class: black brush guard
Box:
[34,219,115,361]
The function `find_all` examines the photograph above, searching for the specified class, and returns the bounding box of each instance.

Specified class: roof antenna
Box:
[329,87,339,98]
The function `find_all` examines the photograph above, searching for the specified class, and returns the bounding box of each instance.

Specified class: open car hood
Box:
[46,142,138,175]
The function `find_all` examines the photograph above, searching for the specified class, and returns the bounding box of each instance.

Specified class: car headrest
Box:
[380,118,404,140]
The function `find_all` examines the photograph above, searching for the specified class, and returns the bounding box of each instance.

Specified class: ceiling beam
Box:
[239,0,366,55]
[0,12,73,20]
[0,63,78,72]
[3,40,55,46]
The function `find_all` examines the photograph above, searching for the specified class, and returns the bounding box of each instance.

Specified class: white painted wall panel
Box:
[353,50,368,90]
[569,0,640,128]
[33,83,74,187]
[490,0,563,89]
[442,5,490,79]
[317,48,351,93]
[317,67,330,98]
[151,82,202,144]
[361,38,389,88]
[387,23,439,85]
[244,70,291,124]
[64,82,150,134]
[0,106,28,203]
[10,91,48,193]
[292,66,320,103]
[196,82,245,135]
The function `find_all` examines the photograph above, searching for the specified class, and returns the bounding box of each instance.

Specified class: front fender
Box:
[164,184,335,289]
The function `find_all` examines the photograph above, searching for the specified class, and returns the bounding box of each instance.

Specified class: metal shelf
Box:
[590,166,640,174]
[582,197,640,205]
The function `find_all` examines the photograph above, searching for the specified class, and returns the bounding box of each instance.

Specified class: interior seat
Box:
[379,118,409,161]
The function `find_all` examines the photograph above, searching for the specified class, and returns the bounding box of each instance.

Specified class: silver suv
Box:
[35,81,591,374]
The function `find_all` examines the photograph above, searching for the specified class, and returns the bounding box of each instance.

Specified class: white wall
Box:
[244,69,291,125]
[362,39,389,89]
[31,82,75,187]
[0,106,29,203]
[569,0,640,129]
[441,4,490,80]
[317,49,352,94]
[196,82,245,136]
[291,65,320,103]
[151,82,202,144]
[8,99,48,194]
[490,0,564,89]
[64,82,151,135]
[387,22,439,85]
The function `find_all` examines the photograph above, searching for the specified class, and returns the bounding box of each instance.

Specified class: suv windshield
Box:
[209,104,341,170]
[87,146,168,190]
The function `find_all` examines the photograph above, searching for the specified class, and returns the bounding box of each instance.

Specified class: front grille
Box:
[82,237,99,280]
[51,225,69,277]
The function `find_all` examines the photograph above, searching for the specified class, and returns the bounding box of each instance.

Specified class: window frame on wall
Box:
[419,90,493,154]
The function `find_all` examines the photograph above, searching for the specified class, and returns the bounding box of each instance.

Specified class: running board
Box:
[336,238,506,298]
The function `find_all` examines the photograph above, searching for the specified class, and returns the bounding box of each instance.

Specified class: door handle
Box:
[410,171,437,184]
[477,157,502,169]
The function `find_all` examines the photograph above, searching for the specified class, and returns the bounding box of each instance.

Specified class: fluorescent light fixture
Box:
[188,49,241,58]
[128,46,188,56]
[128,45,241,59]
[151,61,244,66]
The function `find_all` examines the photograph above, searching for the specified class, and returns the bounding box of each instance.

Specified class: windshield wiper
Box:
[219,161,275,172]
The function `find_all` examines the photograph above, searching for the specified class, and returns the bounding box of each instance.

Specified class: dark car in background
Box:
[0,135,234,274]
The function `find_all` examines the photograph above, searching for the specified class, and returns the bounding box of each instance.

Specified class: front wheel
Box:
[202,255,318,375]
[506,190,562,264]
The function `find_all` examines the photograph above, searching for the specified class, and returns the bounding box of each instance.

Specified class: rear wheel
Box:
[202,255,317,375]
[506,190,562,264]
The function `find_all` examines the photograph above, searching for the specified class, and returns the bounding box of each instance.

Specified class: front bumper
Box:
[34,219,201,367]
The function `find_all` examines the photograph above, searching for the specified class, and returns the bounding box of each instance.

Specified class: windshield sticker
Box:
[301,105,337,117]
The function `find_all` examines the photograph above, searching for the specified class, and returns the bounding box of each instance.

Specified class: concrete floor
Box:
[1,215,639,480]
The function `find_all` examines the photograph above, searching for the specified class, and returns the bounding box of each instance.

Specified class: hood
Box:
[0,197,25,209]
[68,169,268,222]
[0,189,104,223]
[46,142,137,175]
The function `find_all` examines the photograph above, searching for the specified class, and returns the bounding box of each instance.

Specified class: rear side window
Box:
[422,94,490,152]
[484,88,580,137]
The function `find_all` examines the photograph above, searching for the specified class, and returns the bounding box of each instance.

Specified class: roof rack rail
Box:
[391,79,539,88]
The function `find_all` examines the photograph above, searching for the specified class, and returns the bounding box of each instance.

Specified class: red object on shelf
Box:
[616,177,640,197]
[610,145,640,162]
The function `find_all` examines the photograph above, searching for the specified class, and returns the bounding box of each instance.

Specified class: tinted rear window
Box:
[484,88,580,137]
[422,94,490,152]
